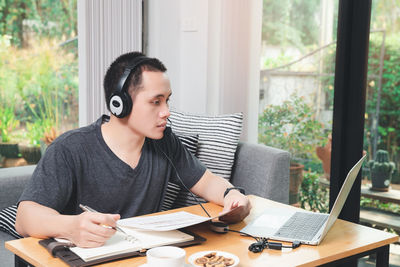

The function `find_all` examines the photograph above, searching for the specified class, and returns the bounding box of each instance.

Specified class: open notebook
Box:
[39,227,204,266]
[70,227,193,262]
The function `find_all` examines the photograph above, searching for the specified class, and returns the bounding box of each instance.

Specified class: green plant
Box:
[320,33,400,178]
[299,171,329,213]
[25,118,54,147]
[0,37,78,146]
[0,0,77,47]
[262,0,321,48]
[0,106,20,142]
[258,95,326,163]
[361,197,400,214]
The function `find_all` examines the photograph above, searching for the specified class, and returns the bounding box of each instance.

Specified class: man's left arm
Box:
[190,169,251,223]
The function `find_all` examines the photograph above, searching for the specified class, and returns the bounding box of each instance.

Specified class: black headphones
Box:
[109,56,154,118]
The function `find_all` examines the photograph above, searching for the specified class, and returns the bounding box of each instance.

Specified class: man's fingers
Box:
[79,212,118,239]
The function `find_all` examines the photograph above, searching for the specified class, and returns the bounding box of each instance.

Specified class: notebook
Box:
[241,154,367,245]
[39,228,205,267]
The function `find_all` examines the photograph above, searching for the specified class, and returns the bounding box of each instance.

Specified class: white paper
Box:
[118,209,236,231]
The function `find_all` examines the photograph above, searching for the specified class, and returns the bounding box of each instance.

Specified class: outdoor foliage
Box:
[321,33,400,173]
[0,35,78,147]
[262,0,321,49]
[0,0,78,154]
[299,171,329,213]
[0,106,19,142]
[0,0,77,47]
[366,34,400,162]
[258,95,326,164]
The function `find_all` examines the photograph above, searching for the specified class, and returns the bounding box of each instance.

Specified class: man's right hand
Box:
[15,201,121,248]
[70,211,121,247]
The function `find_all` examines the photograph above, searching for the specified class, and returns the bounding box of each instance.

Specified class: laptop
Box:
[241,154,367,245]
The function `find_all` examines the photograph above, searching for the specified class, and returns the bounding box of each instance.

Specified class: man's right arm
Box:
[15,201,121,248]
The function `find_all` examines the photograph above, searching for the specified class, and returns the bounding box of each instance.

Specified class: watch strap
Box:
[223,187,245,198]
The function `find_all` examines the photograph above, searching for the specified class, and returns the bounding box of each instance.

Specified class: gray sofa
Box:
[0,142,290,266]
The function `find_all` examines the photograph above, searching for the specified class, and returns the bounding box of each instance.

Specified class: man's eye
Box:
[153,100,160,105]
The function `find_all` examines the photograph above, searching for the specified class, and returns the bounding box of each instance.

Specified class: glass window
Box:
[0,0,78,168]
[258,0,339,209]
[361,0,400,210]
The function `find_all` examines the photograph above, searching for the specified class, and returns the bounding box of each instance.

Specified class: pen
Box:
[79,204,129,236]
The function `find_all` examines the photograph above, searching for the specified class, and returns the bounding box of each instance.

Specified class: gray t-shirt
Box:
[19,115,206,218]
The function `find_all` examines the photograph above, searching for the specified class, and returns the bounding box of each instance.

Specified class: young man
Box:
[15,52,251,248]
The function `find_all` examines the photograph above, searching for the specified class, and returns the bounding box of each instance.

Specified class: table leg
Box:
[376,244,390,267]
[14,255,29,267]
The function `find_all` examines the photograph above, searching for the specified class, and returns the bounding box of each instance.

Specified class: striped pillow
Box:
[160,134,199,211]
[0,205,22,239]
[167,111,243,208]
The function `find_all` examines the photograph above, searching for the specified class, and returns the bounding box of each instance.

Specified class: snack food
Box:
[194,252,235,267]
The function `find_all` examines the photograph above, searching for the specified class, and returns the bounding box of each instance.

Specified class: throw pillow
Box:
[169,110,243,180]
[160,134,199,211]
[0,205,22,239]
[167,110,243,208]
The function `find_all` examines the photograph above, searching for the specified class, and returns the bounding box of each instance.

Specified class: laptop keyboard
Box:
[274,212,329,241]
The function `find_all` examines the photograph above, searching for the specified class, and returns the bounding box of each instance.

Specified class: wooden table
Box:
[6,195,399,267]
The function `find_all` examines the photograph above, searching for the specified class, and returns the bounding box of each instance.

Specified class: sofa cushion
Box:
[0,205,22,239]
[167,111,243,208]
[161,134,199,211]
[169,111,243,179]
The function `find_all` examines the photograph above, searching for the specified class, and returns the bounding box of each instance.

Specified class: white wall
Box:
[146,0,262,142]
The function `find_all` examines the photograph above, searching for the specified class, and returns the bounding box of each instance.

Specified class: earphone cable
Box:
[153,139,211,218]
[226,229,259,242]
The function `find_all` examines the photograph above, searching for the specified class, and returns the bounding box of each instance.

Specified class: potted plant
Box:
[368,150,396,192]
[19,120,45,164]
[259,95,325,204]
[0,105,20,159]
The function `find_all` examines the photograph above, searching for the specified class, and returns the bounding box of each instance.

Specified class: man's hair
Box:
[103,51,167,111]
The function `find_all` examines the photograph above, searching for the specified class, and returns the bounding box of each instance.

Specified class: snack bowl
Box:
[188,250,239,267]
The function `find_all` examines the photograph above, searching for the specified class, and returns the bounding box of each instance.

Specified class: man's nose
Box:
[160,107,170,118]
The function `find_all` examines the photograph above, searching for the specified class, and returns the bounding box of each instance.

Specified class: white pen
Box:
[79,204,129,236]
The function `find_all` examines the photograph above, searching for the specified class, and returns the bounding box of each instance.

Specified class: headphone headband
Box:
[115,56,153,93]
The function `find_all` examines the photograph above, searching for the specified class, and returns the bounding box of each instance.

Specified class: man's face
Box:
[126,70,171,139]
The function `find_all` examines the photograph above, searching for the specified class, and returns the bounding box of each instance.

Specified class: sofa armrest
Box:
[230,142,290,204]
[0,165,35,210]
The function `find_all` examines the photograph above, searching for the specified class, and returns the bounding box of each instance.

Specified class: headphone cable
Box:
[153,138,211,218]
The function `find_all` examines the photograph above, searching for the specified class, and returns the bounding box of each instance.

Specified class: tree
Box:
[0,0,77,47]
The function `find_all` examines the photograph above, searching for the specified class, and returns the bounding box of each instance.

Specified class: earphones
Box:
[109,56,154,118]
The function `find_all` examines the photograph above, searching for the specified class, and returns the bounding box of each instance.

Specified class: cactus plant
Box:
[368,150,396,191]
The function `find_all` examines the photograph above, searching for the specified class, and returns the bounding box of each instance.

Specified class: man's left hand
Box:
[219,190,251,223]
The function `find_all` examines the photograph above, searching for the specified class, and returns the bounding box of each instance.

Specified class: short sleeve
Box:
[18,141,75,213]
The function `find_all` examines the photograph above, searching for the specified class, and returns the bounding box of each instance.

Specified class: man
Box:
[15,52,251,248]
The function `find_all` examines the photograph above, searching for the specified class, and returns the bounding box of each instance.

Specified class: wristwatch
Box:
[223,187,245,198]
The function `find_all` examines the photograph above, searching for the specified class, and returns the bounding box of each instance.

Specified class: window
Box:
[258,0,339,208]
[0,0,78,168]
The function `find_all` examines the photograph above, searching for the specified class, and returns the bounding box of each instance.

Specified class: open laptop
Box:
[241,154,367,245]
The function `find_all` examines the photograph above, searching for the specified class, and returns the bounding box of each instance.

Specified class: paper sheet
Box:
[118,208,236,231]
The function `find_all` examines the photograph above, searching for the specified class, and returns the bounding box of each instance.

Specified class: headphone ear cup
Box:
[109,91,132,118]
